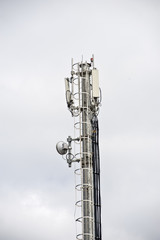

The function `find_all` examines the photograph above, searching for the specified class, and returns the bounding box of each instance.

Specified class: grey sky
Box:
[0,0,160,239]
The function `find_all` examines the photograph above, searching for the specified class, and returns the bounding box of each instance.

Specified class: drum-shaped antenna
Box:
[56,141,68,155]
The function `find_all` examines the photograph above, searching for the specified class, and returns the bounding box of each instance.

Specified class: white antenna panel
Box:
[64,78,71,105]
[92,69,99,98]
[65,78,70,92]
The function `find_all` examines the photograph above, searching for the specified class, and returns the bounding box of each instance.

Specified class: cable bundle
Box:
[91,115,102,240]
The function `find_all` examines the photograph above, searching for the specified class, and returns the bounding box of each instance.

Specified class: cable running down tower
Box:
[56,56,102,240]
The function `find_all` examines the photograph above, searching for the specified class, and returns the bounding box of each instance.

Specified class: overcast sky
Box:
[0,0,160,239]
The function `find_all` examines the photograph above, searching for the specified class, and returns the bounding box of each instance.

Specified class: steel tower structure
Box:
[56,56,102,240]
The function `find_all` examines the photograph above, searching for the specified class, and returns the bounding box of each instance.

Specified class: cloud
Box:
[0,187,74,240]
[0,0,160,239]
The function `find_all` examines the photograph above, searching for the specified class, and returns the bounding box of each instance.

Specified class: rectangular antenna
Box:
[92,69,99,98]
[64,78,70,93]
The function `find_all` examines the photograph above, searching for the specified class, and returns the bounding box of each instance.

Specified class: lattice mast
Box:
[56,56,102,240]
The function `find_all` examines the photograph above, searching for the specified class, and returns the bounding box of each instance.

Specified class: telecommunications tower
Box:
[56,56,102,240]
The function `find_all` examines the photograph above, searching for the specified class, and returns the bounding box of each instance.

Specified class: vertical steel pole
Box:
[57,57,101,240]
[81,62,94,240]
